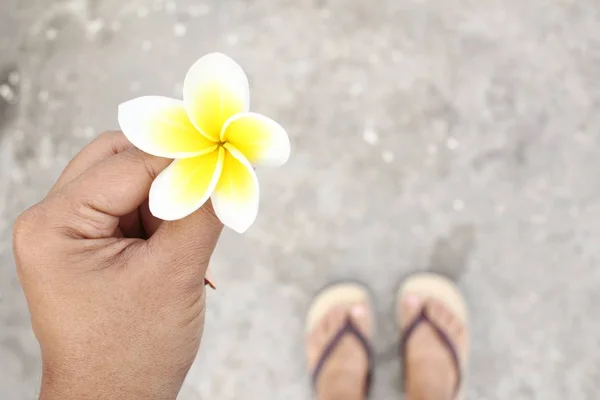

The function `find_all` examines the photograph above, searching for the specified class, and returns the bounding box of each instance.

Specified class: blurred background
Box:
[1,0,600,398]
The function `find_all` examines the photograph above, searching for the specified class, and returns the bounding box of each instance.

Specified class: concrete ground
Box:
[1,0,600,398]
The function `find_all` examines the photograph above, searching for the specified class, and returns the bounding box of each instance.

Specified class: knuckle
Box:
[40,191,106,239]
[121,148,162,181]
[97,131,130,154]
[13,205,47,266]
[65,201,115,239]
[13,206,39,247]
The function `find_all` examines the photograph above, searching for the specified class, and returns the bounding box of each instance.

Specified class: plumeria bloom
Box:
[118,53,290,233]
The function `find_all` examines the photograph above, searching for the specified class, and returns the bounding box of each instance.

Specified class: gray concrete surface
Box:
[2,0,600,398]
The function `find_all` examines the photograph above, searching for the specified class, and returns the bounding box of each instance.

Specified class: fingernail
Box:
[403,294,421,309]
[204,278,216,289]
[204,268,216,290]
[351,304,367,317]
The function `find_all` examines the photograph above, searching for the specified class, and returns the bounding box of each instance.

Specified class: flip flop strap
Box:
[312,316,373,396]
[400,308,462,397]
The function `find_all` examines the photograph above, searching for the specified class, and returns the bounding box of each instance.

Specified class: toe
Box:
[447,313,464,334]
[323,307,351,336]
[349,302,373,337]
[426,299,450,327]
[425,299,467,352]
[400,293,424,329]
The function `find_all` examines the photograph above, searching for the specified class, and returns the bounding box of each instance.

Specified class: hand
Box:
[13,131,223,399]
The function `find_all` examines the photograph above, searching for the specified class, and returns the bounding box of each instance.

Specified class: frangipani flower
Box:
[118,53,290,233]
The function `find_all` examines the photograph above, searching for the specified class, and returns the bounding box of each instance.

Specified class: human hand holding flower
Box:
[13,53,290,399]
[15,131,223,399]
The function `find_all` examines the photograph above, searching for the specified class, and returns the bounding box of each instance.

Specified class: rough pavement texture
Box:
[2,0,600,399]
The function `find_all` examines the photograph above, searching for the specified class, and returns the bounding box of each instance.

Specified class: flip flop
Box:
[306,282,375,397]
[397,273,469,400]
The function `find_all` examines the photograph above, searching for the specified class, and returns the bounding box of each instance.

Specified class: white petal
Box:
[118,96,217,158]
[221,112,291,167]
[149,148,225,221]
[211,144,259,233]
[183,53,250,142]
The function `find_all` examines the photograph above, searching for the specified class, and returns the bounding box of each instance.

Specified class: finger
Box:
[140,198,163,237]
[117,198,163,239]
[146,200,223,278]
[50,131,133,195]
[117,199,161,239]
[45,148,172,239]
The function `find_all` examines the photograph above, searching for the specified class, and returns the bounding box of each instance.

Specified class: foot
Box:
[306,303,372,400]
[400,295,468,400]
